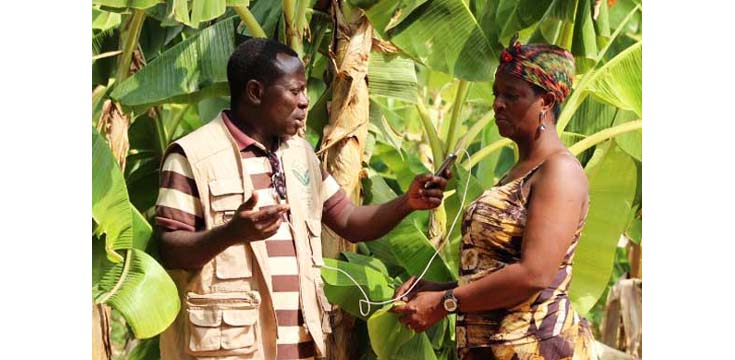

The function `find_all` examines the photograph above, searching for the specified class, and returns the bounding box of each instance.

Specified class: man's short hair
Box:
[227,38,299,110]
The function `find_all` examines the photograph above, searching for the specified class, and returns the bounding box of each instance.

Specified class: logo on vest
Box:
[292,168,311,186]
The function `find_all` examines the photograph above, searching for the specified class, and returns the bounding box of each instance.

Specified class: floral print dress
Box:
[456,165,597,360]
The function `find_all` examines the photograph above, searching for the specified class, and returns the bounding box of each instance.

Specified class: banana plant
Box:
[92,127,180,339]
[90,0,642,357]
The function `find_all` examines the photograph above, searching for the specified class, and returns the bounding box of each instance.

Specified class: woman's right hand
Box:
[393,276,451,302]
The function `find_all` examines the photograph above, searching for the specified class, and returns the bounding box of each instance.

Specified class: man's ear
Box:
[245,79,264,106]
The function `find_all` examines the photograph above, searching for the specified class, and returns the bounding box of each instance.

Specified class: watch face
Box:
[444,298,458,312]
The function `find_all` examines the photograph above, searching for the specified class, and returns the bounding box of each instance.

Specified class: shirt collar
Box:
[222,110,264,151]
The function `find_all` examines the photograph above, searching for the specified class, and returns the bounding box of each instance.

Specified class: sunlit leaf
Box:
[321,258,394,319]
[93,0,162,10]
[93,127,132,262]
[367,306,438,360]
[368,52,418,103]
[111,16,238,110]
[570,140,637,315]
[95,249,180,338]
[359,0,497,81]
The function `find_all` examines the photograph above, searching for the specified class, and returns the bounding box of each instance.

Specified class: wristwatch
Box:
[442,289,459,313]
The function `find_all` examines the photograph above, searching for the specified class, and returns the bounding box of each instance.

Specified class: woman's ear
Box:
[245,79,263,106]
[541,92,556,112]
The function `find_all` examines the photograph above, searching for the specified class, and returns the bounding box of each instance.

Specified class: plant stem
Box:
[597,4,641,61]
[115,9,146,84]
[168,104,191,144]
[293,0,309,57]
[454,111,494,162]
[96,249,133,304]
[568,120,641,155]
[233,6,266,38]
[416,98,445,168]
[283,0,303,54]
[445,80,470,154]
[557,0,579,49]
[153,108,169,155]
[462,138,513,170]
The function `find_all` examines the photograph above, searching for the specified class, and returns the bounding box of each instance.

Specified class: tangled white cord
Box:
[310,149,473,317]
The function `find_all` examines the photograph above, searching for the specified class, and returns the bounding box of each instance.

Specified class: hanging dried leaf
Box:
[96,100,131,171]
[600,278,642,358]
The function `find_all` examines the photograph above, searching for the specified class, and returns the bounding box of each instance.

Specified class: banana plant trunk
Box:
[318,3,372,359]
[92,303,112,360]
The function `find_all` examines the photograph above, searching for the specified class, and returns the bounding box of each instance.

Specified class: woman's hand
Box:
[391,290,447,333]
[393,276,453,302]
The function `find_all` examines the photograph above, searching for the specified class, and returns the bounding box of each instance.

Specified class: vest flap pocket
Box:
[189,308,222,327]
[209,179,247,212]
[186,292,260,356]
[222,308,258,326]
[221,325,256,350]
[209,178,244,196]
[305,219,324,266]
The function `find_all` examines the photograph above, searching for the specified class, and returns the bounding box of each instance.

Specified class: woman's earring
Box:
[538,111,546,131]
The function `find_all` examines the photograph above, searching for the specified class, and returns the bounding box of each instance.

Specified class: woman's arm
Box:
[394,154,588,330]
[455,153,588,311]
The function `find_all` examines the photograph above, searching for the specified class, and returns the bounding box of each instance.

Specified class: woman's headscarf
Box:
[496,34,576,102]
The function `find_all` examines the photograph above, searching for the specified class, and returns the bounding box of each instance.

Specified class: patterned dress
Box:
[456,164,597,360]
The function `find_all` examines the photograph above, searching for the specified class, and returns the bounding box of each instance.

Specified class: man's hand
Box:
[225,192,290,242]
[391,290,447,333]
[406,171,451,210]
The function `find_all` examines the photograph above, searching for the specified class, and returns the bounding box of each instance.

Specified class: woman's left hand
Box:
[391,290,447,332]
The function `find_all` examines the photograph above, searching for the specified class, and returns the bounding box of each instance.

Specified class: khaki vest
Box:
[159,114,331,360]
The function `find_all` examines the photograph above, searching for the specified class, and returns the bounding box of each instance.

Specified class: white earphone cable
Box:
[294,148,474,317]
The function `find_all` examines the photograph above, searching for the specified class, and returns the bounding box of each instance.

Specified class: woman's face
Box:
[492,72,546,140]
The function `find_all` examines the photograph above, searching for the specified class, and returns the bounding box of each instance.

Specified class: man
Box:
[155,38,449,360]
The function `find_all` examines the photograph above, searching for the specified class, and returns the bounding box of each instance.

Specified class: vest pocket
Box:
[208,178,246,225]
[186,292,260,357]
[305,219,324,266]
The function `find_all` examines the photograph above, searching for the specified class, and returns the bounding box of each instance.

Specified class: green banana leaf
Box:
[367,306,438,360]
[369,213,456,282]
[131,206,153,250]
[93,0,162,10]
[357,0,498,82]
[94,248,180,338]
[359,169,456,282]
[475,118,503,188]
[558,40,642,131]
[587,41,642,117]
[111,16,238,110]
[495,0,554,44]
[321,258,394,319]
[570,0,599,73]
[128,336,161,360]
[612,110,641,162]
[569,140,637,315]
[93,127,133,262]
[369,100,406,157]
[342,252,391,275]
[368,52,418,103]
[93,8,123,31]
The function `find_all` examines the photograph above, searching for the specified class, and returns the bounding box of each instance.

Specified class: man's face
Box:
[260,53,309,137]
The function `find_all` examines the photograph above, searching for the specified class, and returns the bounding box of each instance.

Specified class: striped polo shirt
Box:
[155,111,350,360]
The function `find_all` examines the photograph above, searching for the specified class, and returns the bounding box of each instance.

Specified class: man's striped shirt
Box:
[155,111,349,359]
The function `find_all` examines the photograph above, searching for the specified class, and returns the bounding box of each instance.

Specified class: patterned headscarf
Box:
[496,34,575,102]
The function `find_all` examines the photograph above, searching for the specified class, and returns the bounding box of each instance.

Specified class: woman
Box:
[391,37,597,360]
